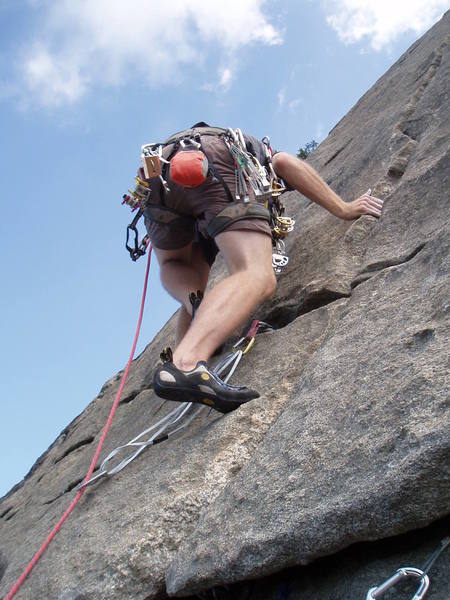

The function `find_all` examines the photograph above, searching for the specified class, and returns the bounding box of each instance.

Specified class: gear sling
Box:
[122,124,295,272]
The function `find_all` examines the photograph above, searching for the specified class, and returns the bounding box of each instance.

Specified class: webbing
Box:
[73,321,269,489]
[5,245,153,600]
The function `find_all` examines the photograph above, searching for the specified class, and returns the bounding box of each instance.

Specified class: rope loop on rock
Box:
[75,319,272,488]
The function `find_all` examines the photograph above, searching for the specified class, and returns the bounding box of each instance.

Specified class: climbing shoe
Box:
[152,361,259,414]
[189,290,204,319]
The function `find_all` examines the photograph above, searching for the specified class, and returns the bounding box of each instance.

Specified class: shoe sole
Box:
[153,379,247,414]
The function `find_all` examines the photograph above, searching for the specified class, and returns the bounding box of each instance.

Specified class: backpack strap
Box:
[163,126,228,146]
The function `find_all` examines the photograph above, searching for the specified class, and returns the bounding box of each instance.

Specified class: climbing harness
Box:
[75,319,272,490]
[122,126,295,272]
[366,536,450,600]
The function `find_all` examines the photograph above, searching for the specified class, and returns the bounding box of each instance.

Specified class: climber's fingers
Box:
[344,189,384,219]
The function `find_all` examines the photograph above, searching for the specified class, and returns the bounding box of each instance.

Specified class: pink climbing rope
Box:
[5,245,153,599]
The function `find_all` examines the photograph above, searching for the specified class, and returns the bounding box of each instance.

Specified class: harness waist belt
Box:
[143,204,195,230]
[207,203,270,238]
[144,202,270,238]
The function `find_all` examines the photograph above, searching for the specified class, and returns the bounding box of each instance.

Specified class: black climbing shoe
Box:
[152,361,259,414]
[189,290,204,319]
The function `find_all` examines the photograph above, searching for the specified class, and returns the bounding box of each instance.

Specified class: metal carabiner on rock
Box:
[75,469,109,491]
[242,337,255,355]
[366,567,430,600]
[232,319,261,353]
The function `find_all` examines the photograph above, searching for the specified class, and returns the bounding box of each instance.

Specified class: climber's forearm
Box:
[288,159,347,218]
[272,153,347,218]
[272,152,383,220]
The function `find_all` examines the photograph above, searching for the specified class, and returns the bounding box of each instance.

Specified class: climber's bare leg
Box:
[154,243,210,346]
[172,229,276,371]
[175,306,193,348]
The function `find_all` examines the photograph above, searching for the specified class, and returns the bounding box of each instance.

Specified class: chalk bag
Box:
[170,150,209,188]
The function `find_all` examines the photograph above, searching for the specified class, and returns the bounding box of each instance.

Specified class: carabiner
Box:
[126,225,149,261]
[231,336,247,352]
[242,337,255,355]
[232,320,260,353]
[180,137,201,149]
[272,253,289,268]
[261,135,271,149]
[75,469,108,491]
[270,179,286,197]
[366,567,430,600]
[275,215,295,234]
[231,335,254,356]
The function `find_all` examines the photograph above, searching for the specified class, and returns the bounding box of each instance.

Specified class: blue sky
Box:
[0,0,447,498]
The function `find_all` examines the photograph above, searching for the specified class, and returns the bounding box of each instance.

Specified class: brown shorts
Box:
[144,134,271,263]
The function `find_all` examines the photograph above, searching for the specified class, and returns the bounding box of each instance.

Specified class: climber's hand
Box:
[341,189,384,220]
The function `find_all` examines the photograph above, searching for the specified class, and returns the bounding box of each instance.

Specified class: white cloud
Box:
[322,0,448,50]
[201,66,234,93]
[219,68,233,91]
[16,0,282,107]
[277,87,286,107]
[288,98,302,112]
[23,45,87,106]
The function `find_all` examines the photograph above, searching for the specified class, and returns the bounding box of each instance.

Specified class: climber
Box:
[144,123,383,412]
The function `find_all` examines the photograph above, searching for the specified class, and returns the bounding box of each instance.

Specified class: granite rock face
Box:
[1,12,449,600]
[167,228,450,595]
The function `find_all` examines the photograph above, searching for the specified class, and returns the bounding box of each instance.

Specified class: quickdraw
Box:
[75,320,272,491]
[261,136,295,272]
[366,536,450,600]
[123,173,151,261]
[367,568,430,600]
[125,214,149,262]
[224,127,273,202]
